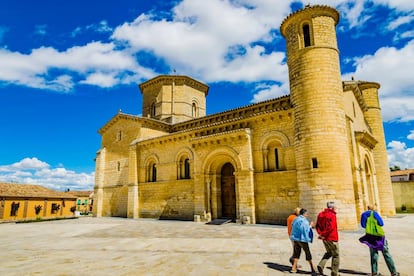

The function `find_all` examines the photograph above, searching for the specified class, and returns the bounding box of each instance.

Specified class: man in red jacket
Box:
[316,201,339,276]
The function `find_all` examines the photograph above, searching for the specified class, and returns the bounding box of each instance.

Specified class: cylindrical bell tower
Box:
[281,5,357,229]
[360,82,396,217]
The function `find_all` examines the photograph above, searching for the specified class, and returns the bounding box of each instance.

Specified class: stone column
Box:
[361,82,396,216]
[235,169,256,224]
[193,172,206,217]
[128,143,139,219]
[94,147,106,217]
[281,6,357,229]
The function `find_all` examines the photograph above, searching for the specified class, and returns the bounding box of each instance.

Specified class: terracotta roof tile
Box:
[66,190,93,197]
[0,182,76,199]
[390,169,414,176]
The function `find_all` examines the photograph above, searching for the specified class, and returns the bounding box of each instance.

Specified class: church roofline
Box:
[357,81,380,90]
[98,111,170,135]
[172,94,292,131]
[343,80,368,112]
[98,94,291,136]
[343,80,381,113]
[138,75,209,95]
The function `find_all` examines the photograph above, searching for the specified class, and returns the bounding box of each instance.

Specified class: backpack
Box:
[366,211,385,237]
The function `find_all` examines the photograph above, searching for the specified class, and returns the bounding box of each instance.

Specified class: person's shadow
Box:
[263,262,367,275]
[263,262,292,273]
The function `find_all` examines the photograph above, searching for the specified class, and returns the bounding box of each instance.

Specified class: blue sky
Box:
[0,0,413,191]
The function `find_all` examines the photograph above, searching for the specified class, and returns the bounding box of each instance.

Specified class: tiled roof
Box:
[390,169,414,176]
[66,190,93,197]
[0,183,76,199]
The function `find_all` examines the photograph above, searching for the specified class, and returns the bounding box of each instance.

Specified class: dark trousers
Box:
[293,241,312,261]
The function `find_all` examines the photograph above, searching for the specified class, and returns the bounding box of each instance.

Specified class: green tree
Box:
[390,165,401,171]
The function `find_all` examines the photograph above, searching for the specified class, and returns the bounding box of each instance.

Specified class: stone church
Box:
[93,5,396,230]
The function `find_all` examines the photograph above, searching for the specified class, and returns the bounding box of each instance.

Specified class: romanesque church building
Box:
[93,5,396,230]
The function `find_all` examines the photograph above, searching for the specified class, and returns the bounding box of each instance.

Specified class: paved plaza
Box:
[0,215,412,276]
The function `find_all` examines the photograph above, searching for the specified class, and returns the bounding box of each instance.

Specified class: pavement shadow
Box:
[264,263,368,275]
[263,262,290,273]
[338,268,367,275]
[263,262,315,274]
[320,267,367,275]
[312,266,368,276]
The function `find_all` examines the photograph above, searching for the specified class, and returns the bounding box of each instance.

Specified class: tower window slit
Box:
[312,157,318,169]
[275,148,280,170]
[303,24,311,47]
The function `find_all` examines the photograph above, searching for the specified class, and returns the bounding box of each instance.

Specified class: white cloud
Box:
[0,157,49,171]
[80,72,117,87]
[87,20,113,33]
[112,0,290,83]
[0,158,94,191]
[251,82,289,103]
[408,130,414,140]
[0,0,412,102]
[373,0,414,11]
[71,20,114,38]
[0,42,155,91]
[296,0,374,30]
[387,13,414,30]
[342,40,414,122]
[387,140,414,169]
[340,0,372,29]
[400,30,414,39]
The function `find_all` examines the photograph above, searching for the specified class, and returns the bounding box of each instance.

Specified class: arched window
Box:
[184,158,190,179]
[150,102,156,117]
[178,156,191,179]
[147,161,157,182]
[192,102,197,117]
[152,164,157,182]
[303,24,311,47]
[263,140,285,172]
[274,148,280,170]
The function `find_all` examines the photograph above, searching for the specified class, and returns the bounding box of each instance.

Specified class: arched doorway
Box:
[220,162,236,220]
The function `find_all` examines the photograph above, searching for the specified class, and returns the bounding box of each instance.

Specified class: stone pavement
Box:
[0,215,412,276]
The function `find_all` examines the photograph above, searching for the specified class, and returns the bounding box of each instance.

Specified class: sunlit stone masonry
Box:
[93,5,395,230]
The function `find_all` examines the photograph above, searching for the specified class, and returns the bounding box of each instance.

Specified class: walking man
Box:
[316,201,339,276]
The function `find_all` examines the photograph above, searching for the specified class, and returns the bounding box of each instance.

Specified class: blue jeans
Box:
[370,239,397,275]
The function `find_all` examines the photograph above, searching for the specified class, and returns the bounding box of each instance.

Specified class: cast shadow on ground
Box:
[263,262,367,275]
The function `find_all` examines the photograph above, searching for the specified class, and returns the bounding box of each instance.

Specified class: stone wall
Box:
[254,170,298,224]
[392,181,414,211]
[139,180,194,220]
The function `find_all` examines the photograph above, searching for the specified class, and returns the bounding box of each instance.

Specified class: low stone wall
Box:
[392,181,414,211]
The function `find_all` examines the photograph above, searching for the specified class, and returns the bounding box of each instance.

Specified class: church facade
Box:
[93,5,396,230]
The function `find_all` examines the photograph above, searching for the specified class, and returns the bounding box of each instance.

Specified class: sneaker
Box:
[392,273,400,276]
